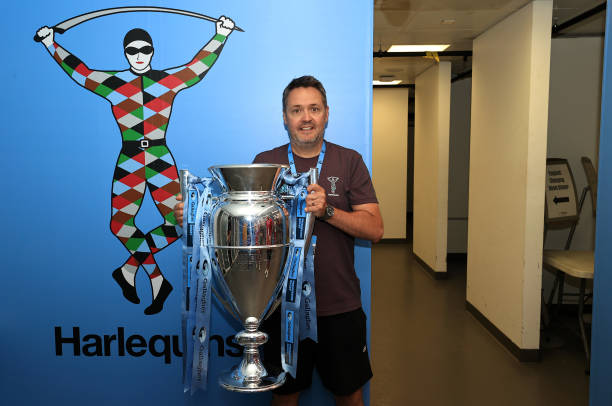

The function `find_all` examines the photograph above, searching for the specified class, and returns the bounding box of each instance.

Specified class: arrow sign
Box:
[553,196,570,204]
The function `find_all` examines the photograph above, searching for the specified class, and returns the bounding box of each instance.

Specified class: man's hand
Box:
[174,194,185,225]
[36,26,54,47]
[216,16,235,37]
[306,183,384,242]
[305,183,327,218]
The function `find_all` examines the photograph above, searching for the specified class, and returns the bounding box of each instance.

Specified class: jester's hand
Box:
[36,26,54,47]
[216,16,235,37]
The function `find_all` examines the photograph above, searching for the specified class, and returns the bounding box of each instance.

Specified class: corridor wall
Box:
[466,0,552,352]
[373,87,409,239]
[545,37,603,251]
[448,78,472,254]
[414,62,451,274]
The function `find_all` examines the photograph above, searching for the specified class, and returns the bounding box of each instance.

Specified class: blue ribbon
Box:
[280,176,318,378]
[189,181,214,393]
[300,236,317,341]
[279,145,324,377]
[181,180,199,393]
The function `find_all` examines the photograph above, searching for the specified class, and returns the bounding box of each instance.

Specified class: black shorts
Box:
[261,307,373,396]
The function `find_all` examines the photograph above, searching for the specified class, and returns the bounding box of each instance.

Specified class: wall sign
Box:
[545,158,579,224]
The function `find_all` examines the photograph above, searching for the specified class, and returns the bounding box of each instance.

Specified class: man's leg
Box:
[261,310,316,403]
[271,392,301,406]
[315,309,372,404]
[335,388,364,406]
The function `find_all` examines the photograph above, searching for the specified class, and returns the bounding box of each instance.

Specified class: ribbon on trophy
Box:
[280,148,324,377]
[179,170,197,393]
[180,170,215,393]
[190,180,215,393]
[301,236,317,340]
[286,142,324,345]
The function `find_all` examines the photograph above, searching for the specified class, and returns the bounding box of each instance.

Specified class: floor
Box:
[369,241,590,406]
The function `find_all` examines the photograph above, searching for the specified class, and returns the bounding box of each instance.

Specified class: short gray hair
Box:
[282,75,327,112]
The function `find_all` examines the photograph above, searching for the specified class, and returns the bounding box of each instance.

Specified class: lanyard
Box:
[287,141,326,176]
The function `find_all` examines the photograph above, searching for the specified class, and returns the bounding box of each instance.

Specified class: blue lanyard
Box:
[287,141,326,176]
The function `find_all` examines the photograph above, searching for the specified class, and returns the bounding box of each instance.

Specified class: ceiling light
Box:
[388,44,450,52]
[373,80,402,85]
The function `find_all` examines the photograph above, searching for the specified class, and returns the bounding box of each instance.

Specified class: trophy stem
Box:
[219,317,286,392]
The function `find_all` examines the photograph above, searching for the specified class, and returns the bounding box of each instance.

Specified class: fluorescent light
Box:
[388,44,450,52]
[373,80,402,85]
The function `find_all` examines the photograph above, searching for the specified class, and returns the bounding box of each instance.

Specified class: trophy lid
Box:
[209,164,288,193]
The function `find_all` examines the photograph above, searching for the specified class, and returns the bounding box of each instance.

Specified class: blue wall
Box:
[590,1,612,404]
[0,1,373,405]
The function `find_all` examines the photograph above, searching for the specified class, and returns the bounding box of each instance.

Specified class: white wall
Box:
[545,37,603,250]
[542,37,603,302]
[373,88,409,239]
[448,78,472,253]
[467,1,552,349]
[414,62,451,272]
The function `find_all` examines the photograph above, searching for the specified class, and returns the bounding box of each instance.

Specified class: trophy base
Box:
[218,317,286,392]
[219,370,286,392]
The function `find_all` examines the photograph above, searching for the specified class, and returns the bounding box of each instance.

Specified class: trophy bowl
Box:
[207,164,292,392]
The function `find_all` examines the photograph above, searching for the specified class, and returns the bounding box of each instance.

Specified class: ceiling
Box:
[373,0,607,84]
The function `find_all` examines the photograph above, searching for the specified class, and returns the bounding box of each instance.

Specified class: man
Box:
[36,16,234,314]
[175,76,383,405]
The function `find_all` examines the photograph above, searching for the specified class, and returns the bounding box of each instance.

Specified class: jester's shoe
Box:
[144,279,173,315]
[112,267,140,304]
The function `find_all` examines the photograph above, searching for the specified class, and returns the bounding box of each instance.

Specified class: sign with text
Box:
[545,158,578,224]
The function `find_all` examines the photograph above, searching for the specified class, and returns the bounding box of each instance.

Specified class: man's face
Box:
[283,87,329,148]
[124,40,153,72]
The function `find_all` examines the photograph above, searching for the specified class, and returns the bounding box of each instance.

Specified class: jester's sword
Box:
[34,6,244,41]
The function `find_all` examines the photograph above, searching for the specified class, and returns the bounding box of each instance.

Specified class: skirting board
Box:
[466,301,541,362]
[446,252,467,262]
[413,253,448,280]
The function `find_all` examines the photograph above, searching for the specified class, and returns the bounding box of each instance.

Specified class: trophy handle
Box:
[179,169,190,203]
[308,167,318,184]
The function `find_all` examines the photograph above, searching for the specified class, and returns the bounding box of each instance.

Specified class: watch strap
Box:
[320,204,334,221]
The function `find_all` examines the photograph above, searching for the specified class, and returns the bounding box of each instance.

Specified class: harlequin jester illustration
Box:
[35,8,237,315]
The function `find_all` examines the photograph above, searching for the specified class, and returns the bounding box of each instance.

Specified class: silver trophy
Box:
[202,164,315,392]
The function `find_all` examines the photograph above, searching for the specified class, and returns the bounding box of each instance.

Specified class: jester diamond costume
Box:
[42,31,229,314]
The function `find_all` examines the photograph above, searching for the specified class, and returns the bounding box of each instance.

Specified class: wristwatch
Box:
[320,204,335,221]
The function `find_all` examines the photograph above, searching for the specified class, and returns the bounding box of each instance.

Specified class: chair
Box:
[542,157,597,372]
[581,157,597,216]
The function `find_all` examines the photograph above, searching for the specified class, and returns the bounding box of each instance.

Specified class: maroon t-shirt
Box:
[253,141,378,316]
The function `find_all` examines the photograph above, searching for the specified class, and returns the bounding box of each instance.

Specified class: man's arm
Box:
[167,16,234,90]
[305,183,384,243]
